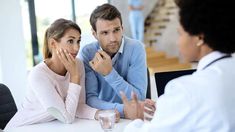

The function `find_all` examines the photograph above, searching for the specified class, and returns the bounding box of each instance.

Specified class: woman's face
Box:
[54,28,81,58]
[177,25,201,62]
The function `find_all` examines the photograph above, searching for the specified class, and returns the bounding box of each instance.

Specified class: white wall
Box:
[0,0,27,108]
[0,58,2,82]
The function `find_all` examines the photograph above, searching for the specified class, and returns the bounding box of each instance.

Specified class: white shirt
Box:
[5,59,97,129]
[124,51,235,132]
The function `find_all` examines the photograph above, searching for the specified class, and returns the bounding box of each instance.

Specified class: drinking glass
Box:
[98,110,116,132]
[143,106,154,123]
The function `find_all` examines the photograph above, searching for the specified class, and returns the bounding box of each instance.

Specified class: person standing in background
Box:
[128,0,144,43]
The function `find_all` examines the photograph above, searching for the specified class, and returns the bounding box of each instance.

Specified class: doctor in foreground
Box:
[123,0,235,131]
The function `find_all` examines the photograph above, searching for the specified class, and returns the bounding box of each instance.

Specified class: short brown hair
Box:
[90,3,122,32]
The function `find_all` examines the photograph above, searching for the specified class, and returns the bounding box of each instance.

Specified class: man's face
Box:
[93,18,123,57]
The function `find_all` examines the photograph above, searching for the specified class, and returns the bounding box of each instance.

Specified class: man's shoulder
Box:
[124,36,142,44]
[81,41,100,56]
[82,41,99,51]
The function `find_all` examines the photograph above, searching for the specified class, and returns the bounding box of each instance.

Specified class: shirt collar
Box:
[197,51,227,71]
[111,37,124,65]
[118,37,124,54]
[98,37,124,65]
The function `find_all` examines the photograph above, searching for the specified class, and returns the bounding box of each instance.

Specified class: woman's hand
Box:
[57,49,81,84]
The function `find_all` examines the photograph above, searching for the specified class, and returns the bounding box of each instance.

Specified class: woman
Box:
[123,0,235,131]
[5,18,119,128]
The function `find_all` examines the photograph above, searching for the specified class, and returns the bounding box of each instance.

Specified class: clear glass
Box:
[143,106,153,123]
[98,110,116,132]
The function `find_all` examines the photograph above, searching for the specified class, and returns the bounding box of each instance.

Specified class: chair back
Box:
[0,83,17,129]
[146,68,151,99]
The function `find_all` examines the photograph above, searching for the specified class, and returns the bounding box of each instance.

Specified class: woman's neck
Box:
[45,57,67,76]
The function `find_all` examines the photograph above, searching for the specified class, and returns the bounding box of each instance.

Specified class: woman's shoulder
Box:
[28,62,50,78]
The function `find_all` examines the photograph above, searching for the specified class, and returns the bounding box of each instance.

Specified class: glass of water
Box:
[98,110,116,132]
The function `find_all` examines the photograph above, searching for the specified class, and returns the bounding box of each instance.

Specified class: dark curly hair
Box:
[175,0,235,54]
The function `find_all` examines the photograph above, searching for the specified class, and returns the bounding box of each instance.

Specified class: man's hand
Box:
[120,91,144,120]
[89,50,112,76]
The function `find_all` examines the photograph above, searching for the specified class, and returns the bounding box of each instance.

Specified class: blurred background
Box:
[1,0,187,107]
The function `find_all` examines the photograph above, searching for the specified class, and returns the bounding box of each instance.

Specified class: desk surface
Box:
[5,119,131,132]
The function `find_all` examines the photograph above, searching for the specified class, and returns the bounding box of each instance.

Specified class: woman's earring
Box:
[196,40,203,46]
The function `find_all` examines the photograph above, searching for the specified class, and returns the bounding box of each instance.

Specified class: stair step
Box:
[144,39,158,44]
[152,6,177,13]
[145,32,162,37]
[147,57,179,67]
[145,47,156,53]
[146,25,167,30]
[146,22,168,27]
[145,35,161,40]
[146,51,166,59]
[145,18,170,24]
[150,11,175,17]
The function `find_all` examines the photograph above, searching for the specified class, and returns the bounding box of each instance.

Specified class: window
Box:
[20,0,107,69]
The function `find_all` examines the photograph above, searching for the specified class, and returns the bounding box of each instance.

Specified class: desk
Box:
[4,119,131,132]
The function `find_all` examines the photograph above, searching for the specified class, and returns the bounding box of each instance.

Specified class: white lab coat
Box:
[124,51,235,132]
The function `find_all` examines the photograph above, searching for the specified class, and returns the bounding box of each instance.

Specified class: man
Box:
[79,3,147,119]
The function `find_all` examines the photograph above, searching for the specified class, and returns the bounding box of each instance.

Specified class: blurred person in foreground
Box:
[123,0,235,131]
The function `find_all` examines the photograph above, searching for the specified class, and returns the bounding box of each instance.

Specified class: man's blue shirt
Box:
[79,36,147,116]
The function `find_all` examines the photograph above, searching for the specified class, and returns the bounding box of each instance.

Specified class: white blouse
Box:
[5,59,97,129]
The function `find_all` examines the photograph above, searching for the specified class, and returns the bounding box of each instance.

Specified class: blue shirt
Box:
[128,0,143,7]
[79,36,147,116]
[128,0,143,16]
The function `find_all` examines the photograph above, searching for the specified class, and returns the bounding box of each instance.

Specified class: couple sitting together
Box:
[6,3,147,128]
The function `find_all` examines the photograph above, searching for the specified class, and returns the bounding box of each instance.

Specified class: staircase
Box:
[144,0,193,75]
